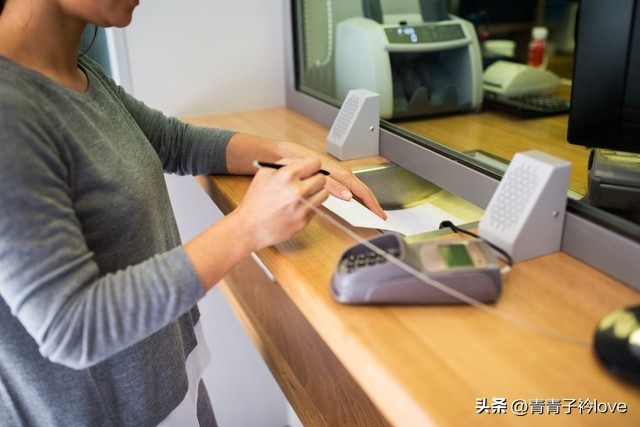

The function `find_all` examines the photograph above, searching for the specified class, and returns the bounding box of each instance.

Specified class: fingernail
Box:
[340,189,353,199]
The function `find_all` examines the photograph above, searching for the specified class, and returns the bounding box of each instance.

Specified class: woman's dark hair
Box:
[1,0,5,13]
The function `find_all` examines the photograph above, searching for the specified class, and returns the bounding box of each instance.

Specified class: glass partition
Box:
[285,0,640,289]
[287,0,640,288]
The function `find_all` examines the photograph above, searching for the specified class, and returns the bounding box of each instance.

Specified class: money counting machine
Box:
[335,0,483,119]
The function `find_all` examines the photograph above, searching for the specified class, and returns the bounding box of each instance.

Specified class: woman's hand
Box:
[185,158,329,291]
[225,133,387,220]
[234,158,329,251]
[319,161,387,220]
[259,157,387,221]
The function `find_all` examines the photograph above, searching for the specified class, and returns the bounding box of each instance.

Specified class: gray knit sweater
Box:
[0,55,234,426]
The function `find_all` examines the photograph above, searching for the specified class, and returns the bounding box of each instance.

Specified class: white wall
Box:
[124,0,287,117]
[118,1,295,426]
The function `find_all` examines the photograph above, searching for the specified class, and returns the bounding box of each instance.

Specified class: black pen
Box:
[254,160,330,176]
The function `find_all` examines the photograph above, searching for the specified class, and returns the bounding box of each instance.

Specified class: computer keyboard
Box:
[483,92,571,118]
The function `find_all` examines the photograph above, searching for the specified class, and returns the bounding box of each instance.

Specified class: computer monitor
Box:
[567,0,640,211]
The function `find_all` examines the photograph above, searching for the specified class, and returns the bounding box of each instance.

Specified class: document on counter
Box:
[322,195,466,236]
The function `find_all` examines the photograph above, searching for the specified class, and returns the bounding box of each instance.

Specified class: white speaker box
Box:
[326,89,380,160]
[478,150,571,262]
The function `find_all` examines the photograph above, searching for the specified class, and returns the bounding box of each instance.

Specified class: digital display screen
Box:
[391,26,420,44]
[438,244,474,268]
[384,24,465,45]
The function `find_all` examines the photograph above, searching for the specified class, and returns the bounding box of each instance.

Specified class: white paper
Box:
[322,195,466,236]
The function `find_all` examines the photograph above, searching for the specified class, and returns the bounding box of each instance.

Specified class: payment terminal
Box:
[331,233,502,305]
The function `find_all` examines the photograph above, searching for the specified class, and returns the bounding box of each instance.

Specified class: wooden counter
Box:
[188,108,640,426]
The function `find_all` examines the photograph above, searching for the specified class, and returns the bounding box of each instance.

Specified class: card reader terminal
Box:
[331,233,502,305]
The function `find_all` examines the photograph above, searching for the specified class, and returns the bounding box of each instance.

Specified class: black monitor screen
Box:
[567,0,640,154]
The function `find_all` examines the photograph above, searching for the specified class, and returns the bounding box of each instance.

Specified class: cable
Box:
[439,220,514,267]
[79,25,99,58]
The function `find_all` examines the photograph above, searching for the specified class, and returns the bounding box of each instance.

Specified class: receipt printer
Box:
[334,0,483,119]
[483,60,561,97]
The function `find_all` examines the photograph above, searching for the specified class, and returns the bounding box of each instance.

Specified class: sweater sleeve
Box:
[0,78,206,370]
[82,58,236,176]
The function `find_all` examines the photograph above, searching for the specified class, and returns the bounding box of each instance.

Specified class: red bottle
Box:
[528,27,548,69]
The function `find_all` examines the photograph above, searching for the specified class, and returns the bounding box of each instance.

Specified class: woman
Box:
[0,0,385,425]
